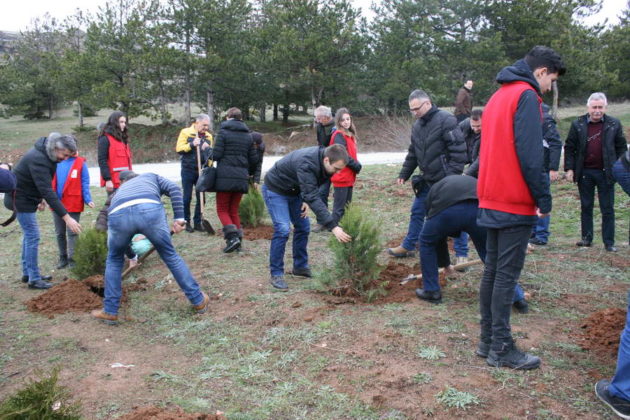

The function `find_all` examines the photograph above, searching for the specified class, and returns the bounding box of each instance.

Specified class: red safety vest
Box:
[52,157,86,213]
[478,81,542,216]
[330,130,358,187]
[100,133,132,189]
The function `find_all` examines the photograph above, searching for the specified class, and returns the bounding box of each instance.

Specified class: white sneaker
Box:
[455,256,468,272]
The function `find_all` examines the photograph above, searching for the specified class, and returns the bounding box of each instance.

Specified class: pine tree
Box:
[239,183,266,227]
[71,228,108,280]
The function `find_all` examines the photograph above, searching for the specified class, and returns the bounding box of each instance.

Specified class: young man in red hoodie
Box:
[476,46,565,370]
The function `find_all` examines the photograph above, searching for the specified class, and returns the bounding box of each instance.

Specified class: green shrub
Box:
[435,386,480,410]
[0,368,82,419]
[316,203,385,302]
[239,183,266,227]
[71,228,108,279]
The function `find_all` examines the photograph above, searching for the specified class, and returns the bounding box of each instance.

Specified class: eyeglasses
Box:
[409,102,429,113]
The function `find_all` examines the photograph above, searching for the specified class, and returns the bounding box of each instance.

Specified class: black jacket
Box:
[425,175,478,219]
[264,146,336,229]
[11,137,67,216]
[399,105,467,185]
[316,121,335,147]
[459,118,481,164]
[542,104,562,172]
[564,113,627,183]
[213,119,258,193]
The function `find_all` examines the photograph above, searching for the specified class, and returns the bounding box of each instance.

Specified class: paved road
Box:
[87,152,407,186]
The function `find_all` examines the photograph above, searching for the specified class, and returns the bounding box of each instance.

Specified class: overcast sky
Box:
[0,0,626,32]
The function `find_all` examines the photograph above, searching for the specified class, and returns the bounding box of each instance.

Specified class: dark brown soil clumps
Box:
[577,308,626,355]
[25,279,102,316]
[242,224,274,241]
[117,406,226,420]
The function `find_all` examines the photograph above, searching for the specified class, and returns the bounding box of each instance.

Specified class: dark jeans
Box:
[613,159,630,244]
[332,186,353,225]
[104,203,204,315]
[578,168,615,246]
[181,169,201,225]
[52,211,81,260]
[262,185,310,277]
[401,184,430,251]
[420,202,525,302]
[318,178,331,209]
[479,225,531,352]
[17,212,42,283]
[532,173,552,243]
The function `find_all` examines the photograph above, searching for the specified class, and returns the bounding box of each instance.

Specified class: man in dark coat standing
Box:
[476,46,565,370]
[454,80,474,123]
[313,105,335,232]
[10,133,82,289]
[387,89,467,258]
[564,92,627,252]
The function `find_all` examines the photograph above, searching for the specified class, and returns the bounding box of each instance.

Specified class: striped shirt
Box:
[109,173,185,220]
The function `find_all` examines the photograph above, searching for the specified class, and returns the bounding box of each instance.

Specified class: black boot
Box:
[236,228,243,251]
[57,256,69,269]
[223,224,241,253]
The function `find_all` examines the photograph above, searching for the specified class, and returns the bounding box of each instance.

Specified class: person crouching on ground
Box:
[329,108,362,225]
[262,144,352,290]
[51,144,94,269]
[91,172,210,325]
[213,107,259,253]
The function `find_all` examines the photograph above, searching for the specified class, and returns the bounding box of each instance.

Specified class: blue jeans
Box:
[17,212,42,283]
[181,169,201,225]
[610,291,630,401]
[479,225,531,351]
[401,184,430,251]
[262,185,310,276]
[419,201,524,302]
[103,203,204,315]
[532,173,552,243]
[578,168,615,246]
[453,232,469,257]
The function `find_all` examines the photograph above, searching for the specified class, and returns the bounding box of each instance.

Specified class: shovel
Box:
[196,141,215,235]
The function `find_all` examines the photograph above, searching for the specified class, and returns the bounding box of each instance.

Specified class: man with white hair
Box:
[9,133,82,289]
[564,92,627,252]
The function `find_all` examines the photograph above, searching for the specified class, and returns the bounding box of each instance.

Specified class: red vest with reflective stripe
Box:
[478,81,542,216]
[100,133,132,188]
[52,157,86,212]
[331,130,358,187]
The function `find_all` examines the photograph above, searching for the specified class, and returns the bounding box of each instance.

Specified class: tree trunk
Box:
[206,88,215,133]
[259,104,266,122]
[551,80,559,121]
[282,104,289,125]
[273,104,278,121]
[183,31,192,123]
[78,101,84,128]
[48,96,53,119]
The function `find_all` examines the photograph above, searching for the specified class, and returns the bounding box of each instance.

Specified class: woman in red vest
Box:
[52,147,95,268]
[98,111,132,194]
[330,108,362,225]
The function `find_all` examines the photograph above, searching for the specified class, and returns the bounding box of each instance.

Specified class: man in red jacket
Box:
[476,46,565,370]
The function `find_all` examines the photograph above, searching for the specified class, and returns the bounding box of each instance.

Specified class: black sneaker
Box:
[606,245,618,252]
[270,275,288,291]
[28,280,53,290]
[487,346,541,370]
[513,299,529,314]
[415,288,442,304]
[576,238,592,247]
[57,258,69,269]
[529,238,547,246]
[291,267,312,278]
[185,222,194,233]
[22,275,52,283]
[595,379,630,419]
[476,341,490,358]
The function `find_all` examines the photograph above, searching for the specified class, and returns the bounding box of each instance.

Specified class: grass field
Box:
[0,163,628,419]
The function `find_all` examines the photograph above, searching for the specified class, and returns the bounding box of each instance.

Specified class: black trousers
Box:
[479,225,530,353]
[332,186,353,225]
[578,168,616,246]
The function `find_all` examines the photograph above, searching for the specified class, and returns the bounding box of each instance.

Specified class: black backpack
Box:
[0,166,17,227]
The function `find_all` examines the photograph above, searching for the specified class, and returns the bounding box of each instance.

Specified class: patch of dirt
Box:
[242,224,274,241]
[576,307,626,356]
[117,406,226,420]
[25,279,102,316]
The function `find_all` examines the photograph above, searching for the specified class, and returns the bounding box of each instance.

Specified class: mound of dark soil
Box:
[577,307,626,355]
[117,406,226,420]
[242,224,274,241]
[25,279,102,316]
